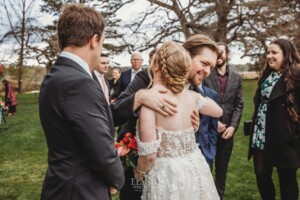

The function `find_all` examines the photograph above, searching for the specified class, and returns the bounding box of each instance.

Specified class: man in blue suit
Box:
[194,84,220,169]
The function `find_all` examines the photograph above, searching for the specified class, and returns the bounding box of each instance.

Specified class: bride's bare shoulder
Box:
[180,89,199,103]
[185,89,200,98]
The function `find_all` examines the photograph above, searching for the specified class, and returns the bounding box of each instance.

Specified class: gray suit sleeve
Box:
[110,70,151,126]
[230,75,244,129]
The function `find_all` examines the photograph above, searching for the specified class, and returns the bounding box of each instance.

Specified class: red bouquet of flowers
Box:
[115,132,138,170]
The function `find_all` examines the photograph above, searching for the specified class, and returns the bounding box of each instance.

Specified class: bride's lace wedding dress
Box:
[137,97,220,200]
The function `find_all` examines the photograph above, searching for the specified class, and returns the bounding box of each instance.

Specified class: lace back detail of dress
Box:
[196,95,207,110]
[142,126,220,200]
[156,127,198,158]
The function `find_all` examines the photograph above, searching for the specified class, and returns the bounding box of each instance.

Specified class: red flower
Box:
[124,132,132,138]
[117,146,130,156]
[127,137,138,153]
[115,132,138,169]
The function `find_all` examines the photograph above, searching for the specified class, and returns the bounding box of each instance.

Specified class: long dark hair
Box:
[258,38,300,122]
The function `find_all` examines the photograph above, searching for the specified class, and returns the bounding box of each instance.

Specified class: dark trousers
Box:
[253,150,299,200]
[119,167,142,200]
[214,136,233,200]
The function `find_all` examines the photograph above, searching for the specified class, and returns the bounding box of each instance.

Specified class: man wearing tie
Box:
[115,52,144,140]
[116,52,143,97]
[94,53,110,104]
[115,52,144,200]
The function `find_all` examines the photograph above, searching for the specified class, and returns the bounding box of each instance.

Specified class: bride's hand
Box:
[137,89,178,116]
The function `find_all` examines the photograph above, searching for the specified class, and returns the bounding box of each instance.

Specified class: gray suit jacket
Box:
[203,68,243,130]
[39,56,124,200]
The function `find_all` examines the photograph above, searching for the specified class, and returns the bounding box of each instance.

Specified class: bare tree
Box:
[27,25,59,73]
[120,0,300,65]
[37,0,134,71]
[0,0,39,93]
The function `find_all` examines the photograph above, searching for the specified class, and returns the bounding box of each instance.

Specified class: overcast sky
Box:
[111,0,250,66]
[0,0,250,67]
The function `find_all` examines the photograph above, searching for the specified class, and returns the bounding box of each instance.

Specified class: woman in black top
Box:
[248,38,300,200]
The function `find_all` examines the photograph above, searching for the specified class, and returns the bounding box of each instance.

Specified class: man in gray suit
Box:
[203,42,244,200]
[39,4,124,200]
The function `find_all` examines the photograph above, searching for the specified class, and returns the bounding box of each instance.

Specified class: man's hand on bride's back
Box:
[137,88,177,116]
[191,110,200,132]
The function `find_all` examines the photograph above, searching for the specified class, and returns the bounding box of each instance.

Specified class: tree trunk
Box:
[17,0,26,93]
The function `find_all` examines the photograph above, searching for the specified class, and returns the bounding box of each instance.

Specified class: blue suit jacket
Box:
[116,69,132,98]
[195,85,220,168]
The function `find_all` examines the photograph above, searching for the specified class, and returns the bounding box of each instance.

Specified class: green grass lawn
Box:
[0,80,299,200]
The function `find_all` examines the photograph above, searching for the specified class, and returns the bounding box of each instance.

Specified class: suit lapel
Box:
[189,85,206,97]
[105,77,110,91]
[223,69,235,100]
[92,72,101,86]
[126,70,132,87]
[200,86,206,97]
[210,70,221,94]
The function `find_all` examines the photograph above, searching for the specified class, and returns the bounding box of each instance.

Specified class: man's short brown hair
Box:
[57,4,105,50]
[183,34,219,59]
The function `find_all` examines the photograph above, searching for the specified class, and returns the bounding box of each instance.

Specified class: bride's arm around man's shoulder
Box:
[195,92,223,118]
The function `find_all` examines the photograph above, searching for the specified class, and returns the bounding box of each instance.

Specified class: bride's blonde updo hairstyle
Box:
[150,41,192,93]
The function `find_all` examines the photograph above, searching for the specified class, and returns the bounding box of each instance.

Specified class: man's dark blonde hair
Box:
[183,34,219,59]
[57,4,105,50]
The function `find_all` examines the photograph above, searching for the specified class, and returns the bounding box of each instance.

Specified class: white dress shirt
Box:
[60,51,92,78]
[130,68,142,82]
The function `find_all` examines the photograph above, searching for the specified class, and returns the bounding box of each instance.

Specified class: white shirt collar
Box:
[131,68,142,74]
[94,70,104,77]
[60,51,92,78]
[197,83,204,91]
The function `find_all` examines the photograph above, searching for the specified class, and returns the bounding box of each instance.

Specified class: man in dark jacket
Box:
[203,42,244,199]
[39,4,124,200]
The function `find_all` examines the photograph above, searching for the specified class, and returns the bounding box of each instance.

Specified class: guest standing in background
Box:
[248,38,300,200]
[2,79,17,117]
[203,42,244,199]
[115,52,144,200]
[94,53,110,104]
[114,52,144,140]
[116,52,143,97]
[109,67,121,102]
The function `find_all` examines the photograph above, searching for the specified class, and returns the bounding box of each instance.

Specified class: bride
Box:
[134,41,221,200]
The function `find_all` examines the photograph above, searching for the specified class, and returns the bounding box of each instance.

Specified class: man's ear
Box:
[89,34,99,49]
